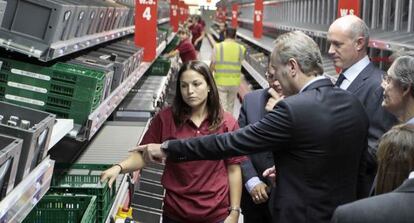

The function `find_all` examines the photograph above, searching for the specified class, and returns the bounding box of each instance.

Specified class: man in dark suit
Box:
[331,177,414,223]
[136,31,369,223]
[327,15,398,197]
[238,79,283,223]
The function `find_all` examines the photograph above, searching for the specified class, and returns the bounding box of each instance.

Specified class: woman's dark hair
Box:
[172,61,223,131]
[376,124,414,195]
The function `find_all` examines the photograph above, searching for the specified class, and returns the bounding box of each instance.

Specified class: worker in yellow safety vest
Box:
[210,27,246,113]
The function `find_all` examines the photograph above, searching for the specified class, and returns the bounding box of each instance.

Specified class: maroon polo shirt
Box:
[176,38,197,63]
[189,23,203,45]
[140,107,247,223]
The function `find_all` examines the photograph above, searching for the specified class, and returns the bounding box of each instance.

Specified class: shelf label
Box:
[8,81,48,94]
[337,0,361,17]
[170,0,179,31]
[11,69,51,81]
[253,0,263,38]
[5,94,45,106]
[232,4,238,28]
[135,0,158,62]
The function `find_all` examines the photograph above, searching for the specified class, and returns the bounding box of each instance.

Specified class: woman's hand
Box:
[100,165,122,189]
[224,211,239,223]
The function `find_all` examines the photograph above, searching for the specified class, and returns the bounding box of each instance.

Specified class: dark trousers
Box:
[241,189,273,223]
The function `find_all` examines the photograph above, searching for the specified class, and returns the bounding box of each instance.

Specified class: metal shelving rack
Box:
[0,157,55,223]
[0,26,135,62]
[86,37,172,140]
[235,0,414,52]
[0,6,174,219]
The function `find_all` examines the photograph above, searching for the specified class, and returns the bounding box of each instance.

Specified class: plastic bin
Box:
[24,195,97,223]
[49,163,116,223]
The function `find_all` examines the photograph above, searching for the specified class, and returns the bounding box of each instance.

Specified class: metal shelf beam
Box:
[0,158,55,223]
[242,60,269,88]
[86,33,175,140]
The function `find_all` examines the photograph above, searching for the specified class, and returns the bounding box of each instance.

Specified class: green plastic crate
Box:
[49,164,117,223]
[148,57,171,76]
[24,195,97,223]
[163,36,180,53]
[0,57,105,101]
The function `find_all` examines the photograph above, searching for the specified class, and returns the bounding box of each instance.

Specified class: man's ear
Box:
[288,58,299,77]
[355,36,365,51]
[402,85,412,97]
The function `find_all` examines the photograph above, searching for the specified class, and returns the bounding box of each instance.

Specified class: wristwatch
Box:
[160,140,169,155]
[228,207,242,214]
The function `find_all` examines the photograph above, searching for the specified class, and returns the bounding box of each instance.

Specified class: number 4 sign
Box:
[135,0,158,61]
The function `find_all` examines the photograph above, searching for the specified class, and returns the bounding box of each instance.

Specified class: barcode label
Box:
[8,81,48,94]
[11,68,51,81]
[5,94,45,106]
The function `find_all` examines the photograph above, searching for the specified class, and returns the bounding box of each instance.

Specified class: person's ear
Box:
[288,58,298,77]
[402,85,411,97]
[355,36,365,51]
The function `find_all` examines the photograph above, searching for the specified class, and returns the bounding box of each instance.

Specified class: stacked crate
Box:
[48,164,117,223]
[0,57,106,126]
[0,134,22,200]
[24,195,97,223]
[0,102,55,184]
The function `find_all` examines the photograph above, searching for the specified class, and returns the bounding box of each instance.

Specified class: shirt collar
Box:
[409,171,414,179]
[300,76,327,93]
[406,117,414,125]
[342,56,370,83]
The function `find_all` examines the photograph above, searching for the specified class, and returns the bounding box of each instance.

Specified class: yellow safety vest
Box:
[214,40,246,86]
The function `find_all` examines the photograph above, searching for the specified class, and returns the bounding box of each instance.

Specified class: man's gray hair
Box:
[349,18,370,49]
[273,31,324,77]
[392,56,414,96]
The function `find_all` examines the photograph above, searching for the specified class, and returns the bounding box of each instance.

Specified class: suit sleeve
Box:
[237,96,261,184]
[166,100,294,161]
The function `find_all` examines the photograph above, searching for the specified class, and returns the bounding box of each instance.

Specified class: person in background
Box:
[331,124,414,223]
[237,69,284,223]
[101,61,246,223]
[327,15,397,197]
[218,22,228,42]
[189,15,205,53]
[210,27,246,113]
[165,28,197,63]
[381,55,414,124]
[197,15,206,30]
[135,31,370,223]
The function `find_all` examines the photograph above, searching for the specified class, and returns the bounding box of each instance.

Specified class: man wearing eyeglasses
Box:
[327,15,397,198]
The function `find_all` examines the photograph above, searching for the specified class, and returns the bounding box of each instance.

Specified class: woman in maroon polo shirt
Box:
[101,61,246,223]
[165,28,197,63]
[189,16,205,52]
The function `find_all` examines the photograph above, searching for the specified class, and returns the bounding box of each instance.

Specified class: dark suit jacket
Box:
[347,62,397,163]
[238,89,274,218]
[238,89,274,186]
[166,78,370,223]
[345,62,397,196]
[331,178,414,223]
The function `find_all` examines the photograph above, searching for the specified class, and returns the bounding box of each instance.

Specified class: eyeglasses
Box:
[382,73,394,85]
[265,71,277,81]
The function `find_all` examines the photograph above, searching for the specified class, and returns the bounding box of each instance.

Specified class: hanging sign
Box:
[253,0,263,38]
[135,0,158,62]
[337,0,361,17]
[170,0,179,31]
[232,4,238,28]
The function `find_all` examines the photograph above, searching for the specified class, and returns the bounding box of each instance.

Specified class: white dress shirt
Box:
[339,56,370,90]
